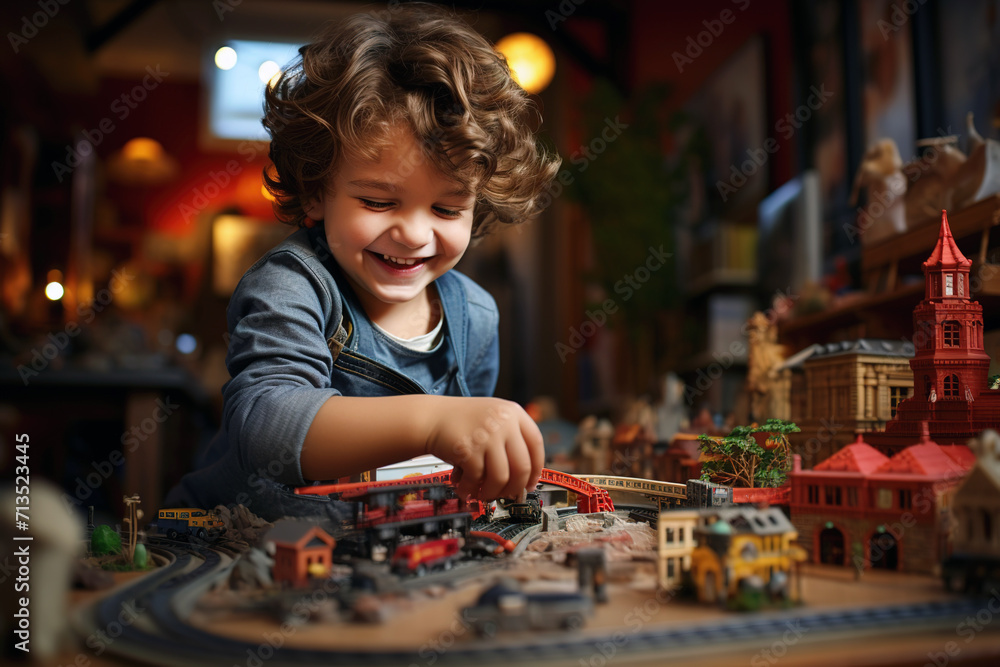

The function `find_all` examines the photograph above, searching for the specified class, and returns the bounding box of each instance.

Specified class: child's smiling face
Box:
[305,126,476,321]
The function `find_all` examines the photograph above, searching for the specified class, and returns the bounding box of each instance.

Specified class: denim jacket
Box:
[165,226,499,521]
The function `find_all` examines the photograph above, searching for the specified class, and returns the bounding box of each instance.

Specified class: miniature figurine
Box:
[850,138,907,245]
[745,311,788,422]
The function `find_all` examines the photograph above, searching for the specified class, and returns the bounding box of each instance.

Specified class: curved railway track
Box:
[85,542,997,667]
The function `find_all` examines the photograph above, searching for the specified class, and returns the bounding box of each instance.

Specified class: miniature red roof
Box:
[814,434,888,474]
[873,442,971,478]
[923,210,971,270]
[939,445,978,469]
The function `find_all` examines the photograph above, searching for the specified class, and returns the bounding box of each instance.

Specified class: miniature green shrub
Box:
[91,525,122,555]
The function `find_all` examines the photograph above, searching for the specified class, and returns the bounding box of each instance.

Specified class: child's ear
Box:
[302,195,324,221]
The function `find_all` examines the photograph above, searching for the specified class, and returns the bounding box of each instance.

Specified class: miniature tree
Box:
[698,419,800,488]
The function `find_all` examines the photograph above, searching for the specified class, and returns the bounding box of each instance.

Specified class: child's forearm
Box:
[300,394,438,481]
[300,394,545,501]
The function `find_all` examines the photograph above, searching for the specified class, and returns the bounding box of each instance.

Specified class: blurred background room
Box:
[2,0,1000,525]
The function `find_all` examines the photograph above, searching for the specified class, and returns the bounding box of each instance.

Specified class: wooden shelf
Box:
[780,196,1000,351]
[862,194,1000,293]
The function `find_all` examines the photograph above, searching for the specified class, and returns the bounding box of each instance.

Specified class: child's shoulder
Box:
[231,227,341,311]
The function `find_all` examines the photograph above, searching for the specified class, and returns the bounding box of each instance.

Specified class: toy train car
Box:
[156,508,226,541]
[507,491,542,524]
[391,537,461,575]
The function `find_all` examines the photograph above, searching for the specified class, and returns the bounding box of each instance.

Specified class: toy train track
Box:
[85,540,998,667]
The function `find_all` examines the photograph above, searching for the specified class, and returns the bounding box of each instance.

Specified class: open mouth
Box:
[368,250,431,271]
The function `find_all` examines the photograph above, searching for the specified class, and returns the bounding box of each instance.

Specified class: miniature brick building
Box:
[264,520,336,588]
[789,427,973,574]
[865,211,1000,455]
[780,340,915,464]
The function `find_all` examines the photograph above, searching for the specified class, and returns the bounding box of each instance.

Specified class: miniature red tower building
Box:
[866,211,1000,454]
[910,211,990,402]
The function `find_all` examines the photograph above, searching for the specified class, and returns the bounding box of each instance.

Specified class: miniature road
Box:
[79,537,1000,667]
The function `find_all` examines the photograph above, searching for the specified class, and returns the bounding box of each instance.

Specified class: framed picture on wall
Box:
[685,34,769,219]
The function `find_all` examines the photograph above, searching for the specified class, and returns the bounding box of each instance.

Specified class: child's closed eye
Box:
[359,198,465,218]
[359,198,393,210]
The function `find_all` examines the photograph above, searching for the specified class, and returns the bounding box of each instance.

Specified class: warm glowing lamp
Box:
[45,281,64,301]
[215,46,238,70]
[108,137,178,186]
[494,33,556,94]
[122,137,164,163]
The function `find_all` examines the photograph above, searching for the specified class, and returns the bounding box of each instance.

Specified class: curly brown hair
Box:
[262,3,561,238]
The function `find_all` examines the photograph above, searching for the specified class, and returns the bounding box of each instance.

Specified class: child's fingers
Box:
[478,446,510,501]
[453,456,483,500]
[498,437,533,500]
[520,410,545,490]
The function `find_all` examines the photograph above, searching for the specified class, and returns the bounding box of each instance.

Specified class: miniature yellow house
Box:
[687,507,806,604]
[779,340,915,464]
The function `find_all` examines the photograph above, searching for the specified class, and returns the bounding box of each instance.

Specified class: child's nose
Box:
[390,214,433,249]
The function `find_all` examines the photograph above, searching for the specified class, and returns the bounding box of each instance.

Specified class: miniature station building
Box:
[788,430,974,574]
[263,520,336,588]
[778,340,915,464]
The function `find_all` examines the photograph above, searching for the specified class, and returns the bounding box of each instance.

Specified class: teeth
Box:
[382,254,417,266]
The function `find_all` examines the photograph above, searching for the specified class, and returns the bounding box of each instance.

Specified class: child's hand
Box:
[426,398,544,501]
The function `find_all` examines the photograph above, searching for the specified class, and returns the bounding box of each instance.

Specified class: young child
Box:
[166,5,560,521]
